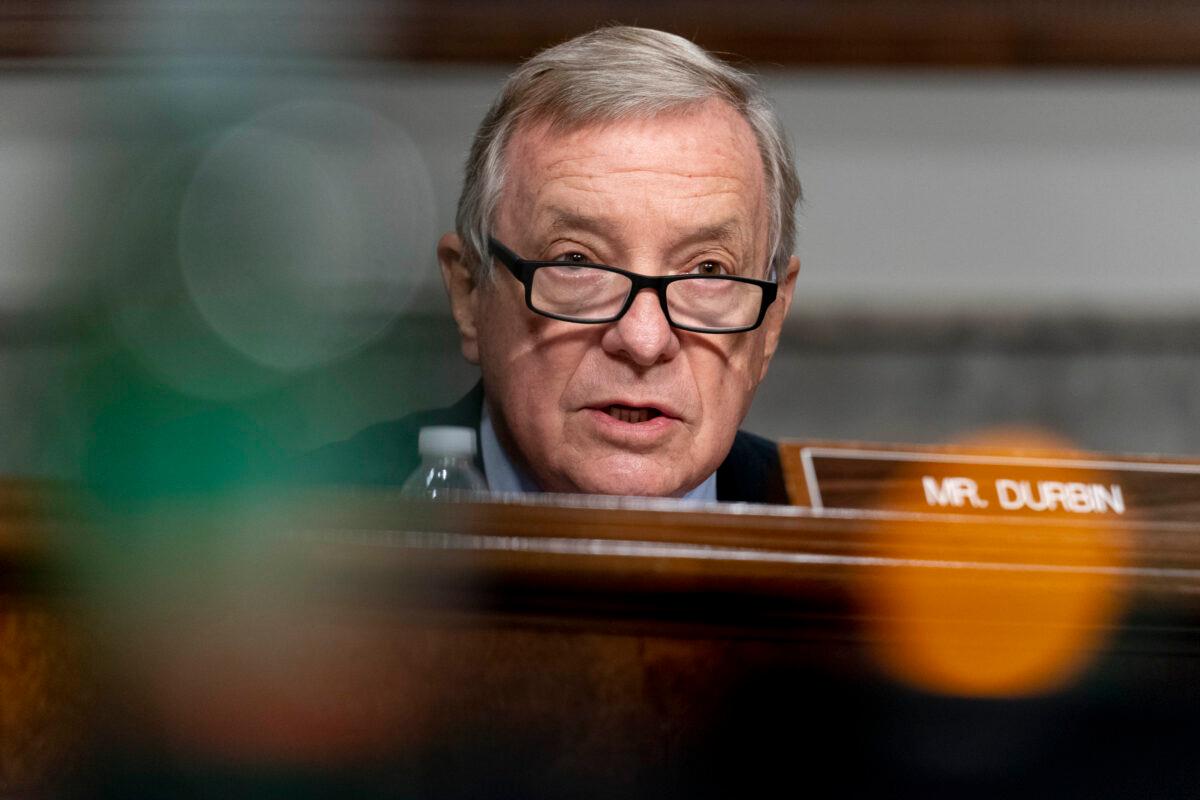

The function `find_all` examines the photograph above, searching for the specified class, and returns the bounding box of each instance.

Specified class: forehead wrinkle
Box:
[502,107,770,257]
[528,135,760,183]
[535,162,764,226]
[543,209,747,250]
[542,163,758,198]
[510,114,763,188]
[511,100,766,180]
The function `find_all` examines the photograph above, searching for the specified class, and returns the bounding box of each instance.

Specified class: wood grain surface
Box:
[4,480,1200,796]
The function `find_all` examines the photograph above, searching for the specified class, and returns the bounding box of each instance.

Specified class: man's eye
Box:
[557,251,591,264]
[692,260,727,276]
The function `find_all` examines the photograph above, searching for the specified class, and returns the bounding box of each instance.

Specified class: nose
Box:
[600,288,680,367]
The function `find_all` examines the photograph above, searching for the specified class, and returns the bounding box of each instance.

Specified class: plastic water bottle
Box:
[401,426,488,499]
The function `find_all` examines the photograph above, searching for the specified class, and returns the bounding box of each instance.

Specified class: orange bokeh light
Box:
[864,428,1129,697]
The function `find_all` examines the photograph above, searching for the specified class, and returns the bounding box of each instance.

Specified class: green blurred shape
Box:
[80,356,287,513]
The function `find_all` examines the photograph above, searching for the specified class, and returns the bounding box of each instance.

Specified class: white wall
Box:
[768,72,1200,314]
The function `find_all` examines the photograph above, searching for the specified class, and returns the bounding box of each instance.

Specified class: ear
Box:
[757,254,800,382]
[438,231,482,365]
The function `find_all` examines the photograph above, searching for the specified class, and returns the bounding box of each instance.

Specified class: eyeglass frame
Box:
[487,238,779,334]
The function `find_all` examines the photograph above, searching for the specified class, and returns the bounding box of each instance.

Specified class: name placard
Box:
[779,441,1200,522]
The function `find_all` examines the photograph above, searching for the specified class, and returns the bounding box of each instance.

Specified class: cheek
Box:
[477,306,592,425]
[736,331,770,391]
[690,334,764,418]
[475,292,532,403]
[475,285,538,367]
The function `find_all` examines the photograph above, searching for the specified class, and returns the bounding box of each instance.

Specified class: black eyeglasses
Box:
[488,238,777,334]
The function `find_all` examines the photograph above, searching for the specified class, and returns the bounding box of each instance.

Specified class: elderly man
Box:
[315,26,801,503]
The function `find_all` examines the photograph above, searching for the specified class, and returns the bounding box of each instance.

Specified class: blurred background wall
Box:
[4,1,1200,480]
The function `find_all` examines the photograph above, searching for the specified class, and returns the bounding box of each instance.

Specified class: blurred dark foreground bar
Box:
[7,1,1200,67]
[5,481,1200,799]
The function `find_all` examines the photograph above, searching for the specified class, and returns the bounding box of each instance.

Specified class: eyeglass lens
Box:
[532,266,629,319]
[530,266,762,330]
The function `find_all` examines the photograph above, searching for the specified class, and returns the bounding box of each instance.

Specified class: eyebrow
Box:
[546,211,608,238]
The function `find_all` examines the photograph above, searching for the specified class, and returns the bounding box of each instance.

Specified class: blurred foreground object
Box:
[6,446,1200,796]
[7,1,1200,67]
[0,481,92,794]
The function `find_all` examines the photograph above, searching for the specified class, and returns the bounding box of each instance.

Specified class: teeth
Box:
[606,405,658,423]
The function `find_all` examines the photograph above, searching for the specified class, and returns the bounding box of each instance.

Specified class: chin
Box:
[562,464,694,498]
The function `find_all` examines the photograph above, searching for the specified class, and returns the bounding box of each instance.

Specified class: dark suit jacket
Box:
[301,384,788,504]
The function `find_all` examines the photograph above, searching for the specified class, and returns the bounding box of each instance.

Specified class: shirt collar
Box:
[479,402,717,501]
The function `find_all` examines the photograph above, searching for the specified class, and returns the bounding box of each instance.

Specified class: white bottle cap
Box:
[417,426,477,458]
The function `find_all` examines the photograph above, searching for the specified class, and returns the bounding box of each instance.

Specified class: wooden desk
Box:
[4,484,1200,797]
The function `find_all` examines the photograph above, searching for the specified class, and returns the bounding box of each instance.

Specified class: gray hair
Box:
[455,26,801,281]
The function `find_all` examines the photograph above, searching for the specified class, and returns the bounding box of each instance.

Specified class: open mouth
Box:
[603,404,663,424]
